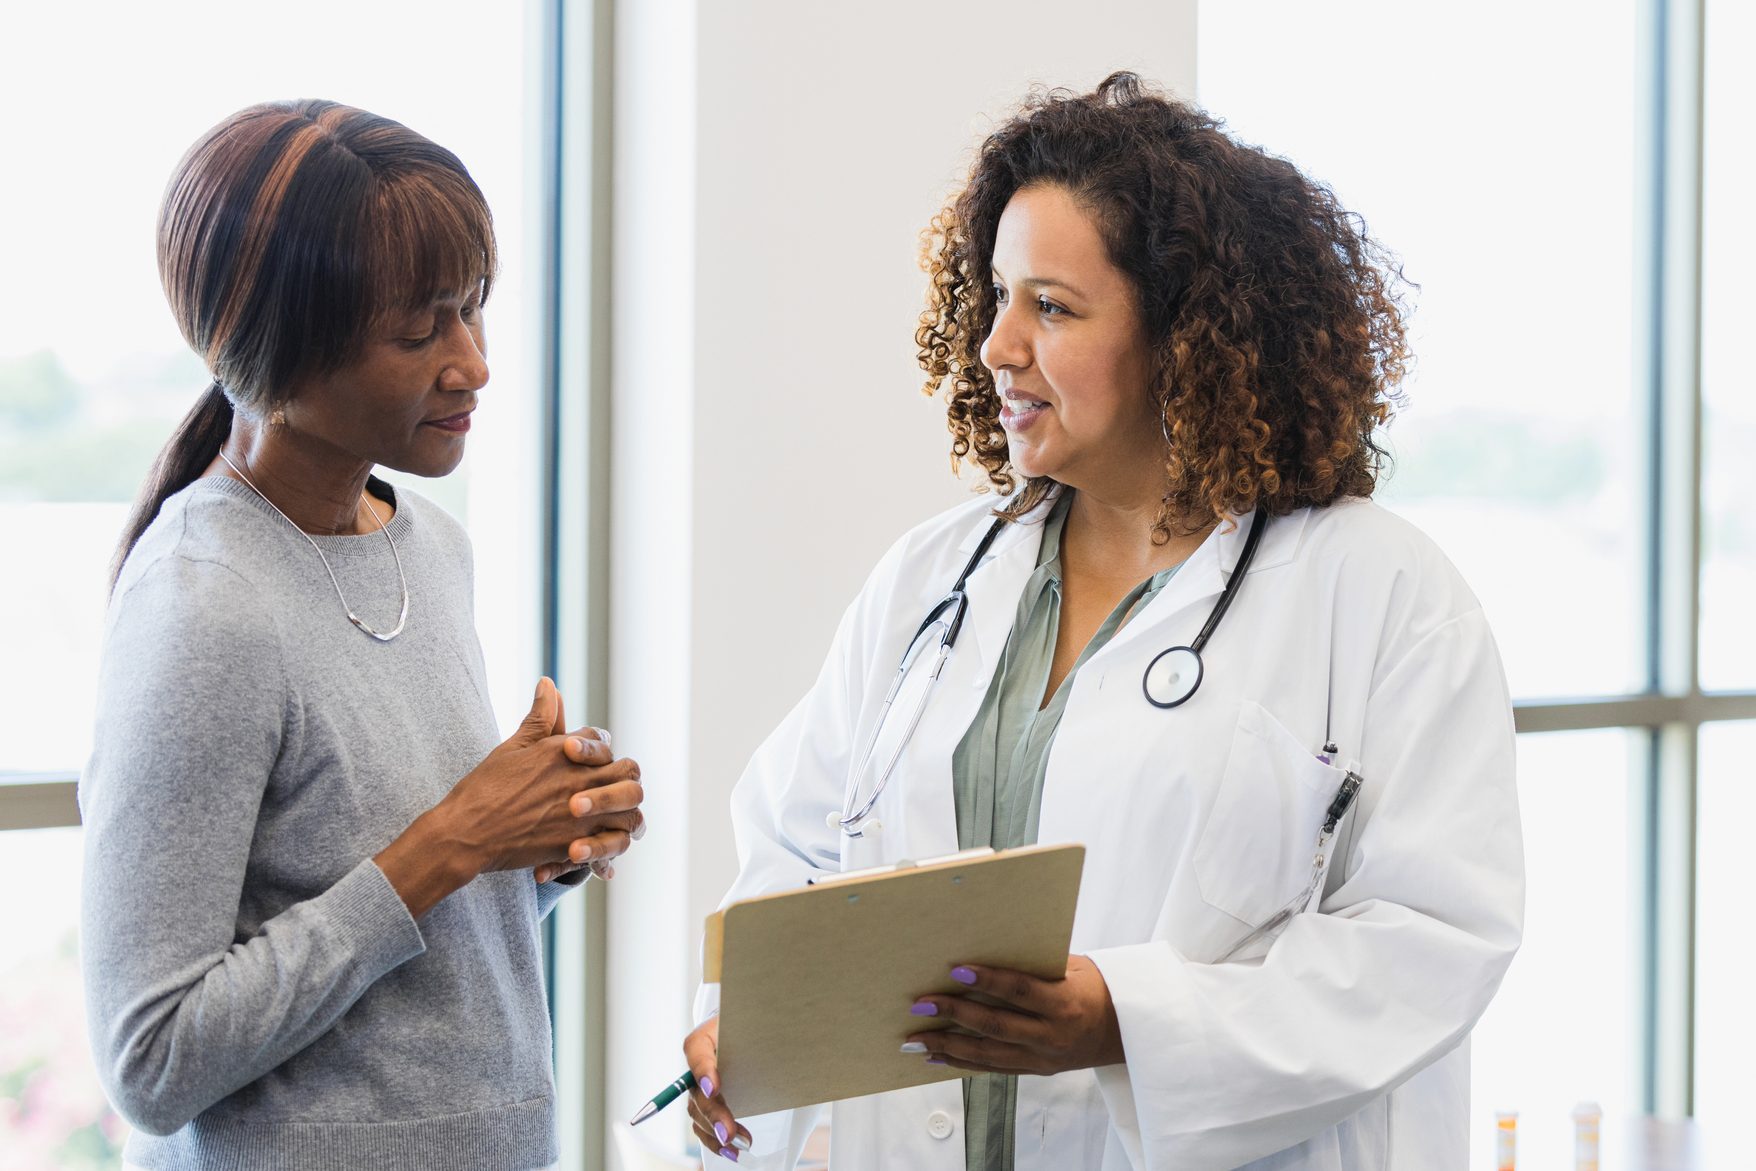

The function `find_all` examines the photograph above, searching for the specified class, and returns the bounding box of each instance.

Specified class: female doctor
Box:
[684,73,1522,1170]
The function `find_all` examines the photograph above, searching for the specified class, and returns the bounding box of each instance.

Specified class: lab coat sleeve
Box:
[691,530,919,1168]
[1087,606,1524,1170]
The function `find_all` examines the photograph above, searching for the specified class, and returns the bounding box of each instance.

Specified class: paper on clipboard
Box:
[702,843,1085,1118]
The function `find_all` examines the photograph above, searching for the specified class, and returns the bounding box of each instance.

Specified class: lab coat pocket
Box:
[1193,699,1347,929]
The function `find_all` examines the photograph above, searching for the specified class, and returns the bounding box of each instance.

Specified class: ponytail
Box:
[110,380,234,592]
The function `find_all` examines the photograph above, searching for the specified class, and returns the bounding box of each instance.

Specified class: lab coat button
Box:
[926,1109,954,1140]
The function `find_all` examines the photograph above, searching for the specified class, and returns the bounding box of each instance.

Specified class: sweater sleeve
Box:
[536,868,591,919]
[78,554,428,1137]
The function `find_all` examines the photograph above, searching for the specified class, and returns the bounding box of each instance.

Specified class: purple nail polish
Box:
[714,1121,728,1144]
[720,1146,739,1162]
[926,1057,947,1065]
[911,1001,938,1016]
[700,1075,715,1099]
[951,965,978,985]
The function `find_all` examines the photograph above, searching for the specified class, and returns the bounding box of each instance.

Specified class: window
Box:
[0,828,117,1166]
[1199,0,1642,703]
[1200,0,1756,1158]
[1699,0,1755,693]
[0,4,544,1160]
[1693,720,1756,1126]
[1469,732,1640,1155]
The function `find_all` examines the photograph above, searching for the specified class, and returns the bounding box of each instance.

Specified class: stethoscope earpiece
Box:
[826,809,880,838]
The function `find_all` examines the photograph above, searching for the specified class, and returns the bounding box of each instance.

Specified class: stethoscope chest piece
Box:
[1142,645,1204,709]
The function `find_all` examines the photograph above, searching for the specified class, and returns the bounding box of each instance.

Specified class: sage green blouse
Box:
[950,492,1180,1171]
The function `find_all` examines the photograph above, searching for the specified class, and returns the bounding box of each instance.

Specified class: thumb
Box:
[516,677,559,744]
[550,686,568,739]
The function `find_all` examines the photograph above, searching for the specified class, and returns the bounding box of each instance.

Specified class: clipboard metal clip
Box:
[807,846,997,886]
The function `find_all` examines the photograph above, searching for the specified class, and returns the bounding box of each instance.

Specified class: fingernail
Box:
[574,795,593,815]
[592,726,612,747]
[899,1041,928,1054]
[719,1147,739,1162]
[535,868,550,883]
[926,1057,947,1065]
[714,1121,728,1144]
[700,1075,715,1098]
[910,1001,938,1016]
[633,818,647,841]
[573,842,592,862]
[732,1134,753,1151]
[951,966,977,985]
[567,737,585,756]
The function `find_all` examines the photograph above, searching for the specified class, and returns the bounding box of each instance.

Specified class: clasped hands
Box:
[376,678,645,920]
[527,678,645,884]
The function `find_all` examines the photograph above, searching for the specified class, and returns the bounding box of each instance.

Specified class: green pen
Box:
[629,1069,696,1125]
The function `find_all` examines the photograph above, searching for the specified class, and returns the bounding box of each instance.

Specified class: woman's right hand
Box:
[376,678,644,917]
[684,1016,753,1161]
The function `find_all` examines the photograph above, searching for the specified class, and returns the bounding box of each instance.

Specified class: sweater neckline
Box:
[191,473,416,557]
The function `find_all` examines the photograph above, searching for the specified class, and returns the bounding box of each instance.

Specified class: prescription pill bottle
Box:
[1495,1111,1517,1171]
[1572,1101,1601,1171]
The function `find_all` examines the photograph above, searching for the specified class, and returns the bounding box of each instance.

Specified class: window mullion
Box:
[1639,0,1708,1120]
[0,779,80,832]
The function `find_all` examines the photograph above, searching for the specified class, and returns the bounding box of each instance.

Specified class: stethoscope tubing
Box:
[836,506,1269,834]
[836,520,1005,836]
[1141,509,1269,709]
[1189,508,1268,655]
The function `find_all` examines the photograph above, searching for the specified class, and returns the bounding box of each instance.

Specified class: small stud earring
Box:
[270,408,286,426]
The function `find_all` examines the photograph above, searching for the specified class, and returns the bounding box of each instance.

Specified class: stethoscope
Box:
[830,508,1270,839]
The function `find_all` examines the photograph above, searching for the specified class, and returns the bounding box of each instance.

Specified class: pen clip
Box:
[1322,771,1362,835]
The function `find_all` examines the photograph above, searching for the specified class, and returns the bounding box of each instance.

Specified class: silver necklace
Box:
[217,450,410,641]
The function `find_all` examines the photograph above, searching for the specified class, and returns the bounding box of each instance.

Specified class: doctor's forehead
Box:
[991,185,1122,298]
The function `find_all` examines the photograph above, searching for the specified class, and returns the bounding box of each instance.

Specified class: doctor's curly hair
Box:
[917,72,1411,537]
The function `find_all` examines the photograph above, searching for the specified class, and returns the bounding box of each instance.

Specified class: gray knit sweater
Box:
[80,475,576,1170]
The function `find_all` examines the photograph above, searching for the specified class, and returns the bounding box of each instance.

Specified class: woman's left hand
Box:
[533,687,642,885]
[903,956,1126,1076]
[531,725,635,883]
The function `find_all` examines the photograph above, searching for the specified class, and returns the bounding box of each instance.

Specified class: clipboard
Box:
[703,843,1085,1118]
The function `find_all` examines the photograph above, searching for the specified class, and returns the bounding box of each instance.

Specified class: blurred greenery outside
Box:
[0,349,472,519]
[1,347,1750,552]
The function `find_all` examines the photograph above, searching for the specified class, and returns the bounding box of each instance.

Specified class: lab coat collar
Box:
[951,487,1062,556]
[953,505,1048,676]
[952,495,1311,675]
[953,487,1311,582]
[1208,505,1310,579]
[1123,505,1310,637]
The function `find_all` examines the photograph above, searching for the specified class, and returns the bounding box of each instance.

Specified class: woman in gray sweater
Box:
[79,100,642,1170]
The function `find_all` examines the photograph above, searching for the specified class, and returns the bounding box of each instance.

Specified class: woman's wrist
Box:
[373,805,482,920]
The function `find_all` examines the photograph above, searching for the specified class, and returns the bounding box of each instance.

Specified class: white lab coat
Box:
[697,492,1523,1171]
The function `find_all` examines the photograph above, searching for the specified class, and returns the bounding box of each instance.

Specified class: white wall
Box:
[606,2,1197,1159]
